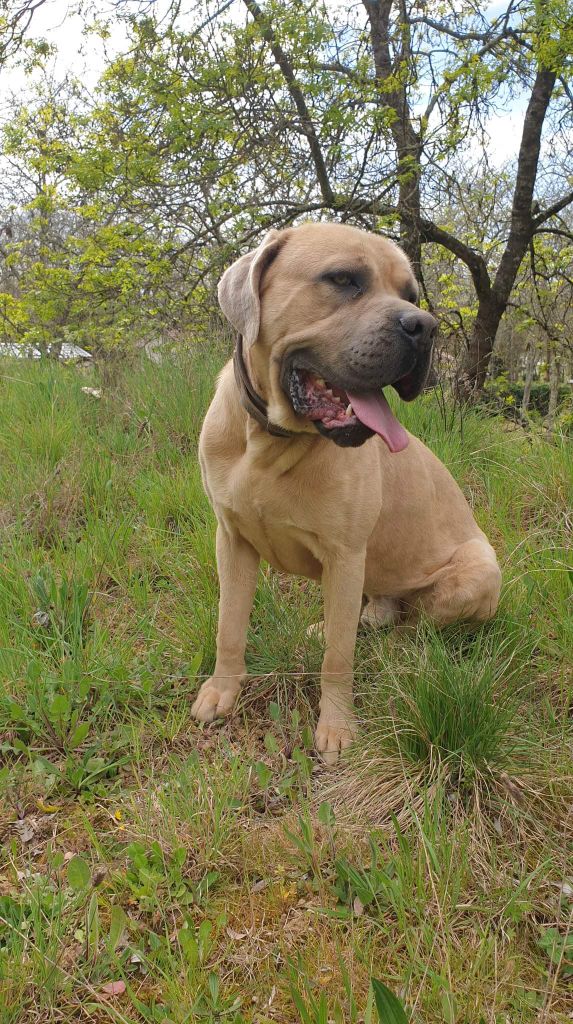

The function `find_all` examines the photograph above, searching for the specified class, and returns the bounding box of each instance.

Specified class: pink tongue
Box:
[347,390,409,453]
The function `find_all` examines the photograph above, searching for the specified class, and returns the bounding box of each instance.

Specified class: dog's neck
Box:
[231,335,319,474]
[233,334,294,439]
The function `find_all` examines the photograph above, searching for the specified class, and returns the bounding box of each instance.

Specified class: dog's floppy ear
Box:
[218,229,288,347]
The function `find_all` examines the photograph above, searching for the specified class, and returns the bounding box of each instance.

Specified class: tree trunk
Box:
[546,347,561,433]
[520,337,537,420]
[396,152,422,279]
[363,0,423,278]
[456,297,504,398]
[456,68,556,398]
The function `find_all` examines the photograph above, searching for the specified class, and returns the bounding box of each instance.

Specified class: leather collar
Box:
[233,333,293,438]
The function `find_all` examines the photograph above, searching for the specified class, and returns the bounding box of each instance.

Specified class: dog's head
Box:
[218,222,437,450]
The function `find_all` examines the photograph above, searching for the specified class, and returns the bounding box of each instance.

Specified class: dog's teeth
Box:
[316,377,326,388]
[346,404,353,417]
[325,388,333,396]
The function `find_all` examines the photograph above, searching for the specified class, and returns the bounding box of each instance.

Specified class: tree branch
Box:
[533,226,573,241]
[492,67,557,307]
[419,218,491,297]
[242,0,335,205]
[533,189,573,227]
[317,61,366,81]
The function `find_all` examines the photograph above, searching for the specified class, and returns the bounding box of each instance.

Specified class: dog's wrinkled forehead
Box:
[264,222,417,300]
[217,223,419,351]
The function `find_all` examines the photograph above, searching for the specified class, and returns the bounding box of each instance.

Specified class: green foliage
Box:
[288,957,410,1022]
[123,840,219,913]
[482,378,571,419]
[1,0,571,377]
[533,0,573,70]
[537,926,573,978]
[66,855,91,892]
[361,619,527,782]
[371,979,409,1023]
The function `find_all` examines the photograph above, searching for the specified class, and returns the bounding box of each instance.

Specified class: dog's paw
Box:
[305,620,324,641]
[191,678,240,723]
[314,710,357,766]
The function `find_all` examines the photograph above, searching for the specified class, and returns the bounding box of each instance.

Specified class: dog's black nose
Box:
[398,310,437,350]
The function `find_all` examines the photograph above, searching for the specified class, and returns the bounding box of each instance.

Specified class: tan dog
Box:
[192,223,501,763]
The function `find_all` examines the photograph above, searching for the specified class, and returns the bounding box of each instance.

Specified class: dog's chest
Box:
[216,467,325,577]
[203,430,381,578]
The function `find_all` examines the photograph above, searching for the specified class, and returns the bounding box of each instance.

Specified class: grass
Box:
[0,348,571,1022]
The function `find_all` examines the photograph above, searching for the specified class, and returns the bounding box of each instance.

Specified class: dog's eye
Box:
[329,272,354,288]
[327,272,362,296]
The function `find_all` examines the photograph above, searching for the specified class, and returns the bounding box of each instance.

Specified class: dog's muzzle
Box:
[282,308,438,450]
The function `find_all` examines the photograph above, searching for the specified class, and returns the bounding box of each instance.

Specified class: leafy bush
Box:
[481,376,571,419]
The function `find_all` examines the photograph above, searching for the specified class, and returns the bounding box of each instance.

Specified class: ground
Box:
[0,349,571,1023]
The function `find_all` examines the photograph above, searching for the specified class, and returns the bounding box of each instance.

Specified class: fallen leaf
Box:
[319,969,334,986]
[13,819,38,844]
[31,610,50,628]
[353,896,364,916]
[92,867,107,887]
[98,980,126,999]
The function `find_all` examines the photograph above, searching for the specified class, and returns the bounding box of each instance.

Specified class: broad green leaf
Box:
[50,693,70,720]
[108,905,127,953]
[317,800,335,827]
[371,979,409,1023]
[67,855,91,892]
[68,721,90,749]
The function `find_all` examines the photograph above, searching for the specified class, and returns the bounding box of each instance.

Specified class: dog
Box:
[192,222,501,764]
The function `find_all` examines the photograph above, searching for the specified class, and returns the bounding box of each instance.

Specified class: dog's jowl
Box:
[192,223,501,764]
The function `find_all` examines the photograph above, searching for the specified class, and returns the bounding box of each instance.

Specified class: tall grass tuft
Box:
[370,619,530,780]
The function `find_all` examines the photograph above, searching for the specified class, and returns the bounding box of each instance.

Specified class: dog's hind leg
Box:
[360,595,401,629]
[404,538,501,626]
[309,593,400,639]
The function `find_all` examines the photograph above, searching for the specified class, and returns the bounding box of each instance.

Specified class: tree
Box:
[238,0,573,396]
[0,71,185,356]
[1,0,572,402]
[0,0,49,69]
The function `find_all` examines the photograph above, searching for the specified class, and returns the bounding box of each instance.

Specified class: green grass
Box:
[0,350,571,1022]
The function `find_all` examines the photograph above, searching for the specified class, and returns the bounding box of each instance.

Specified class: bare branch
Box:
[419,218,491,296]
[533,189,573,227]
[242,0,335,205]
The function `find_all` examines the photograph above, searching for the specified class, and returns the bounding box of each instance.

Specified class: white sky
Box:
[3,0,523,163]
[3,0,129,93]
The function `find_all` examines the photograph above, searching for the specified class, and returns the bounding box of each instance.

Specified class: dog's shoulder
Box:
[200,359,246,462]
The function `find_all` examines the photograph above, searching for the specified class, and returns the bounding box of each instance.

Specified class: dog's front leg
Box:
[315,549,365,765]
[192,523,259,723]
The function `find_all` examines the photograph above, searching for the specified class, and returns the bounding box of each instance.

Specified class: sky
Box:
[3,0,524,163]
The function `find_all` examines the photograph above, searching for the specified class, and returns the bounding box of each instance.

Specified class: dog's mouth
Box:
[286,367,413,452]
